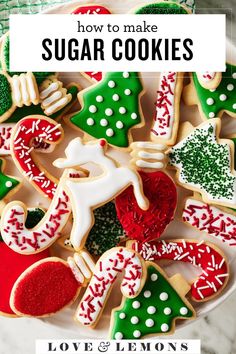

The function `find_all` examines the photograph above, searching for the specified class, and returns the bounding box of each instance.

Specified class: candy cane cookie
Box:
[10,251,95,317]
[133,3,190,145]
[75,247,146,327]
[183,197,236,246]
[10,116,63,199]
[130,141,167,171]
[131,239,229,301]
[71,4,111,83]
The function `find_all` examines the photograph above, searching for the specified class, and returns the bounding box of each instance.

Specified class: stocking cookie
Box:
[168,119,236,208]
[11,116,63,199]
[110,262,195,339]
[53,138,149,250]
[183,197,236,246]
[75,247,146,327]
[10,252,95,317]
[132,239,229,301]
[183,63,236,120]
[66,72,144,148]
[71,4,111,83]
[115,171,177,243]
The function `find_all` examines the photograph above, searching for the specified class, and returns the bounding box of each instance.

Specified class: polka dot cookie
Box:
[183,63,236,121]
[66,72,144,148]
[110,262,195,339]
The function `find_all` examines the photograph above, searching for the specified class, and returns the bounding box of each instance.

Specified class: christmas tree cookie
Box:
[110,262,195,339]
[0,158,21,201]
[168,119,236,208]
[183,63,236,120]
[134,1,189,14]
[67,72,144,148]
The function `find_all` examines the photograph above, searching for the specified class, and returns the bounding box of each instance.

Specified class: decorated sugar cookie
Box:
[75,247,146,327]
[132,239,229,301]
[130,141,167,171]
[110,262,195,339]
[168,119,236,208]
[11,116,63,199]
[183,63,236,120]
[0,158,21,203]
[71,4,111,83]
[196,72,222,90]
[67,72,144,148]
[134,3,189,145]
[0,208,48,317]
[54,138,149,250]
[10,252,95,317]
[183,197,236,246]
[115,171,177,243]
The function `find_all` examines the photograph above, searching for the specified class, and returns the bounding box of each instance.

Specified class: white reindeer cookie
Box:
[52,138,149,251]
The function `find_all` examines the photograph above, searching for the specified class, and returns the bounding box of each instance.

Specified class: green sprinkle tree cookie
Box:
[184,63,236,120]
[69,72,144,148]
[110,262,195,339]
[168,119,236,208]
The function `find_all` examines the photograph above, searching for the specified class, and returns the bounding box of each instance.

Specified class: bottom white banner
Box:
[36,339,201,354]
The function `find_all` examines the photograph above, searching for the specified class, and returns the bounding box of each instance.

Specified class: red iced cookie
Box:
[0,242,49,316]
[10,258,81,317]
[71,5,111,83]
[72,5,111,14]
[115,171,177,243]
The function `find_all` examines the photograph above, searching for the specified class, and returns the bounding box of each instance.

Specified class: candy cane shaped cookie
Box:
[11,116,63,199]
[151,72,183,145]
[10,251,95,317]
[71,5,111,83]
[183,197,236,246]
[131,239,229,301]
[75,247,146,327]
[130,141,167,171]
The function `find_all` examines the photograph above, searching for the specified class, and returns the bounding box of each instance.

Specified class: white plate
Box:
[4,0,236,338]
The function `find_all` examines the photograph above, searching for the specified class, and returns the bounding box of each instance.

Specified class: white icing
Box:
[0,123,16,155]
[87,118,94,126]
[131,316,139,324]
[209,112,215,118]
[112,94,119,101]
[11,73,39,107]
[119,107,126,114]
[145,319,154,327]
[138,151,165,160]
[100,119,108,126]
[164,307,172,315]
[133,330,141,338]
[105,108,113,116]
[89,105,97,113]
[116,121,124,129]
[136,160,164,169]
[160,292,168,301]
[180,307,188,315]
[161,323,169,332]
[151,71,177,140]
[74,253,93,279]
[67,257,84,284]
[131,113,137,119]
[220,94,227,101]
[106,128,114,137]
[147,306,156,314]
[132,301,140,309]
[123,72,129,78]
[40,80,71,115]
[124,89,131,95]
[143,290,151,298]
[108,80,115,88]
[227,84,234,91]
[53,138,148,249]
[206,98,214,105]
[151,273,158,281]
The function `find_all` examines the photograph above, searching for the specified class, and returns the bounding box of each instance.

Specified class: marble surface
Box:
[0,293,236,354]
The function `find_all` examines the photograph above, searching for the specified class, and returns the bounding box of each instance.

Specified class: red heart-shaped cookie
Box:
[115,171,177,243]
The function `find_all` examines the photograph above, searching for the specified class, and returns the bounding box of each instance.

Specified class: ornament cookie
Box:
[10,252,95,317]
[66,72,144,148]
[11,116,63,199]
[75,247,146,327]
[130,141,167,171]
[71,4,111,83]
[183,63,236,120]
[132,239,229,301]
[168,119,236,208]
[183,197,236,246]
[110,262,195,339]
[116,171,177,243]
[54,138,149,250]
